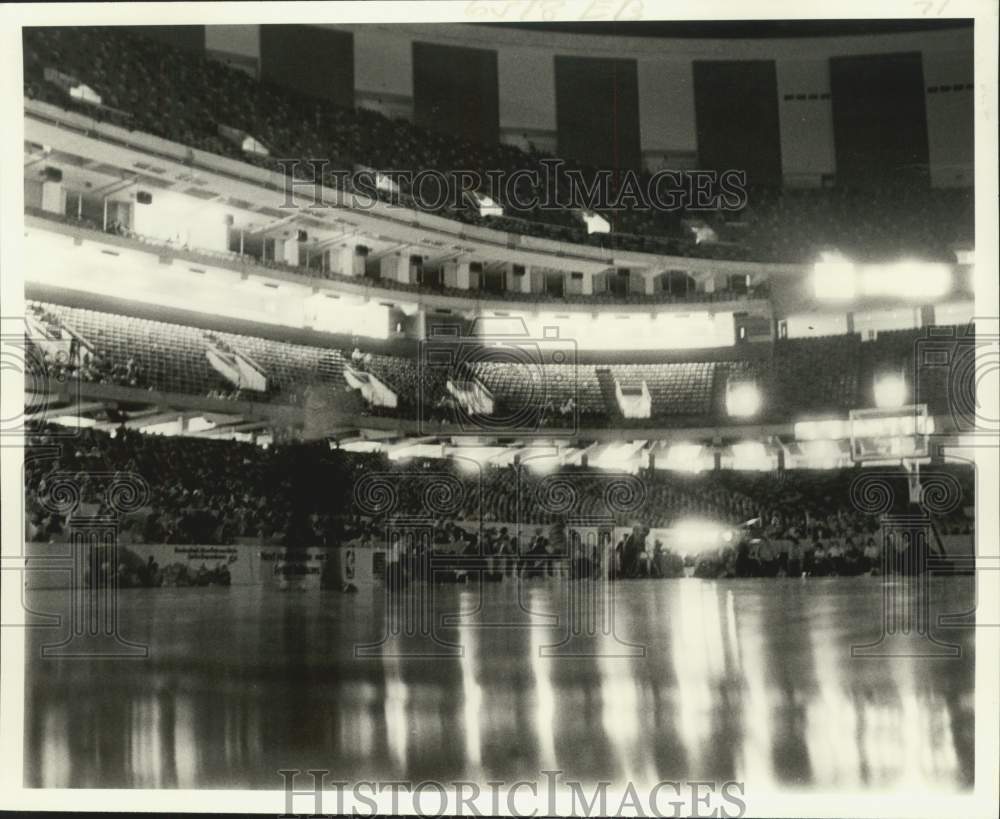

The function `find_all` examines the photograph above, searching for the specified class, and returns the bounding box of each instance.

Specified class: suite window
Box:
[545,271,565,298]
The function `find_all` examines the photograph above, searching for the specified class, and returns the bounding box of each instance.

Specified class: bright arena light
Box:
[523,452,562,475]
[730,441,772,470]
[726,382,762,418]
[336,440,383,454]
[801,439,844,469]
[861,260,952,300]
[590,442,644,473]
[873,374,908,409]
[813,251,856,300]
[672,519,729,555]
[815,254,954,302]
[661,443,708,473]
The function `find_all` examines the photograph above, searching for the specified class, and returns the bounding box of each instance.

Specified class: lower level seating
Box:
[25,301,975,425]
[609,362,715,417]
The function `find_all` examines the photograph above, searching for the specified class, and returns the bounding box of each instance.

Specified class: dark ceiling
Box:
[476,19,972,39]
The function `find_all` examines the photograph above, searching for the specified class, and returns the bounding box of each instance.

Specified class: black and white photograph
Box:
[0,1,997,816]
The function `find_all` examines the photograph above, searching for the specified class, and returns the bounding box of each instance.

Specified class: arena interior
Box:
[18,20,983,796]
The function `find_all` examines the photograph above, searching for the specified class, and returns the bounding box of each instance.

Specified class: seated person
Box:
[825,541,844,576]
[841,538,864,576]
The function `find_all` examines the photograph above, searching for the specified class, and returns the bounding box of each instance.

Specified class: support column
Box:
[505,263,521,295]
[41,181,65,215]
[278,237,299,267]
[444,260,471,291]
[380,252,411,285]
[329,244,354,276]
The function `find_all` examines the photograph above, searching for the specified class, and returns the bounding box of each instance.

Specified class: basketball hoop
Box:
[848,403,932,465]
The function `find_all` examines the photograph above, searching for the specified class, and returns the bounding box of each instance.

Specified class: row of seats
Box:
[362,352,450,412]
[470,361,606,418]
[771,334,862,415]
[37,302,232,397]
[21,27,689,260]
[26,301,973,422]
[609,362,716,417]
[22,26,971,265]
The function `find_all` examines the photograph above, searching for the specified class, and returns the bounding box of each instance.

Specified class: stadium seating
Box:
[37,302,232,397]
[608,362,716,417]
[26,300,975,426]
[25,422,973,550]
[359,352,452,415]
[772,334,861,416]
[218,329,347,397]
[23,26,971,266]
[469,361,607,421]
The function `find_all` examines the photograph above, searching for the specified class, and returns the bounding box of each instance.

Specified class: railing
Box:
[25,95,803,275]
[25,206,771,309]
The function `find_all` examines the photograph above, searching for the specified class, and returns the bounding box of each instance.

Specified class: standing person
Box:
[812,541,829,577]
[756,538,778,577]
[496,527,512,578]
[636,531,652,578]
[525,533,547,579]
[613,536,625,580]
[735,535,753,577]
[863,537,881,574]
[385,532,405,590]
[623,530,640,578]
[826,539,844,576]
[786,537,803,577]
[591,542,602,579]
[651,540,665,578]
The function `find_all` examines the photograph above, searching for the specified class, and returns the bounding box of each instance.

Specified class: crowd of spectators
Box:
[691,535,891,579]
[26,424,296,546]
[23,26,971,265]
[25,425,973,581]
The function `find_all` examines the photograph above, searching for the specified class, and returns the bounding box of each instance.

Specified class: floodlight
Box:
[873,374,908,409]
[726,381,761,418]
[813,252,856,300]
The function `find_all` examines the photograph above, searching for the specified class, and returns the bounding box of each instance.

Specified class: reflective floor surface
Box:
[24,577,975,790]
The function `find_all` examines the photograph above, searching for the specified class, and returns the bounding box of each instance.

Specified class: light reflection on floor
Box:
[25,577,974,790]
